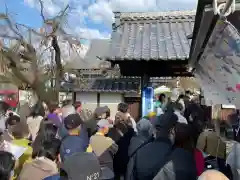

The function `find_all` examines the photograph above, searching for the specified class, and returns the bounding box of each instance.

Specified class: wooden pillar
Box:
[72,92,76,103]
[200,88,205,105]
[97,93,100,107]
[140,74,150,117]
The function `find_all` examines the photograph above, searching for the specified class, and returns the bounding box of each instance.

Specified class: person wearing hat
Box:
[43,152,101,180]
[90,119,118,172]
[60,152,101,180]
[128,118,154,160]
[86,106,111,137]
[57,104,76,139]
[60,113,90,162]
[126,111,178,180]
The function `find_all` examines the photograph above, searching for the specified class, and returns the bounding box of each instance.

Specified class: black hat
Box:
[94,106,109,117]
[61,152,101,180]
[64,113,83,130]
[152,112,178,131]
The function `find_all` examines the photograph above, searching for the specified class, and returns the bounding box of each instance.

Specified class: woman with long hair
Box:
[26,102,45,141]
[31,122,58,159]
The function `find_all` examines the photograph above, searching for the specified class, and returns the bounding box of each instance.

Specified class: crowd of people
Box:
[0,92,239,180]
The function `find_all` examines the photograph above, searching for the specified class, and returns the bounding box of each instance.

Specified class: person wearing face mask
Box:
[125,112,178,180]
[0,151,15,180]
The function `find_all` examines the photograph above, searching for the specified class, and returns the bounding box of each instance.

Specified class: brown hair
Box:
[114,112,132,134]
[174,123,194,152]
[9,122,29,139]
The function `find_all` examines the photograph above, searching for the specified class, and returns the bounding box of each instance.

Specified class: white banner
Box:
[195,20,240,108]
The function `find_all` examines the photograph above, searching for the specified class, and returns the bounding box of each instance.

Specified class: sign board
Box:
[142,87,154,117]
[195,20,240,108]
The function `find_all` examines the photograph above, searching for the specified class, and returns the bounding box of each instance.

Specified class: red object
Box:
[236,84,240,91]
[0,90,19,108]
[226,87,236,92]
[194,148,204,176]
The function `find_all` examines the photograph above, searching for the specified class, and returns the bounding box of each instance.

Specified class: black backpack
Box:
[127,138,173,180]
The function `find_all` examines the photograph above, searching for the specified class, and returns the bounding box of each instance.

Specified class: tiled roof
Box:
[75,78,140,93]
[106,11,195,61]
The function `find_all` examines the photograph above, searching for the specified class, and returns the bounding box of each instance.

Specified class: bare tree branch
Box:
[1,6,23,40]
[0,1,87,105]
[1,50,31,85]
[38,0,46,23]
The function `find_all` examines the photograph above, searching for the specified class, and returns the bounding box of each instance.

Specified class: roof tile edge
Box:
[118,10,196,19]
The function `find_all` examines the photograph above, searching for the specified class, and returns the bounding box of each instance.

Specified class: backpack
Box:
[130,143,174,180]
[126,139,152,180]
[60,135,86,161]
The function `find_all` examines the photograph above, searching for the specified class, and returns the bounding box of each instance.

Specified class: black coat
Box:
[113,127,135,176]
[128,135,153,157]
[126,137,172,180]
[153,148,197,180]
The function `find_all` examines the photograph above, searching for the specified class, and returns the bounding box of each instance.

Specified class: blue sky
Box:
[0,0,43,28]
[0,0,197,41]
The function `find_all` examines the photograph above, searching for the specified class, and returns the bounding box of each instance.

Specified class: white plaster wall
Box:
[75,92,98,112]
[100,93,123,119]
[19,90,38,106]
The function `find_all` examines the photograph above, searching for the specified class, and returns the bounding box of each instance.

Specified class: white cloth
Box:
[126,113,137,132]
[26,116,43,141]
[174,111,188,124]
[178,99,185,112]
[156,108,164,116]
[226,142,240,180]
[6,110,19,117]
[1,140,27,159]
[0,115,6,131]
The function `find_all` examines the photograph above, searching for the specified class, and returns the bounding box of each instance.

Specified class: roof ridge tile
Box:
[119,10,196,20]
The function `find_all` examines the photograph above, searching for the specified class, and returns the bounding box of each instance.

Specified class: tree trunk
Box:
[51,35,62,104]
